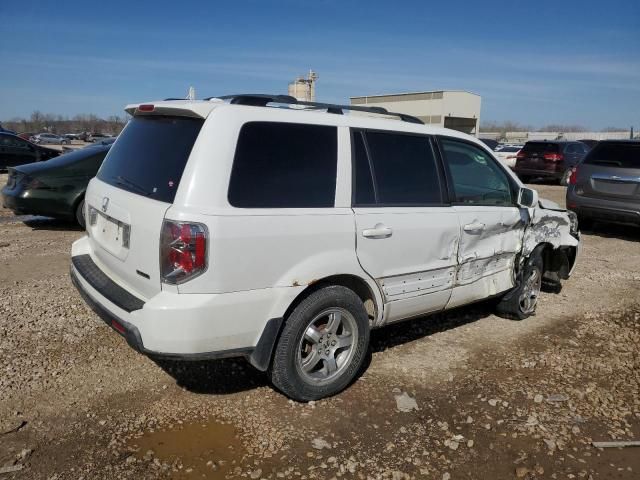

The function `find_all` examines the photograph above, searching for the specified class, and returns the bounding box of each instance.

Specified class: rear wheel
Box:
[270,286,370,401]
[519,175,531,184]
[496,251,543,320]
[75,199,86,228]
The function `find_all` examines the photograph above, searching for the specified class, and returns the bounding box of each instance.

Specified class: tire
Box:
[577,215,593,231]
[496,250,544,320]
[75,199,86,228]
[269,286,370,401]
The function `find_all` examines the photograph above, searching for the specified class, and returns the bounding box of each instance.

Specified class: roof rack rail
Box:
[203,94,424,125]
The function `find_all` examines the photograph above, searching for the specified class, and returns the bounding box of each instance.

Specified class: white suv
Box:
[70,94,580,401]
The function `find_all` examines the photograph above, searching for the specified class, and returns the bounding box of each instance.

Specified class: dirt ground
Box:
[0,174,639,480]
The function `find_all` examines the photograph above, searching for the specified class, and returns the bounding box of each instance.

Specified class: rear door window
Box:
[97,116,204,203]
[353,130,444,206]
[584,142,640,168]
[352,131,376,205]
[228,122,337,208]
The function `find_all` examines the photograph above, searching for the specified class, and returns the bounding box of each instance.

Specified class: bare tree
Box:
[3,111,129,136]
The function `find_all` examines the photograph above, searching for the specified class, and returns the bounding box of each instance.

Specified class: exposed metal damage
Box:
[520,198,580,286]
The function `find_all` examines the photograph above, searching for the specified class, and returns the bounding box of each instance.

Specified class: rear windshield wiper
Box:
[114,175,153,196]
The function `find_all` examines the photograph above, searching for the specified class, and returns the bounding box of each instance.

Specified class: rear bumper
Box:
[513,167,563,180]
[69,237,299,369]
[567,188,640,225]
[1,185,73,218]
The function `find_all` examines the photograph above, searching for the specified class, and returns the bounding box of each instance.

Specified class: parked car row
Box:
[30,133,71,145]
[2,142,111,227]
[493,145,523,168]
[513,140,591,184]
[0,132,60,170]
[566,140,640,228]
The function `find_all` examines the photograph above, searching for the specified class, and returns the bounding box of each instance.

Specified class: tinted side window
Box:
[360,131,443,205]
[228,122,337,208]
[352,131,375,205]
[441,138,513,206]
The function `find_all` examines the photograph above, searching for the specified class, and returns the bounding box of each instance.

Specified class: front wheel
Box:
[269,286,370,401]
[496,251,543,320]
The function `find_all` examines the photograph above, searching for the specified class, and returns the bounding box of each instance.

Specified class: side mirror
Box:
[517,187,538,208]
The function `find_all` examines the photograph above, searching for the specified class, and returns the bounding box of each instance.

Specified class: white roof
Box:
[123,98,482,146]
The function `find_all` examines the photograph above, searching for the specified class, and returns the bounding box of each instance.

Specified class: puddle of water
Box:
[128,420,244,479]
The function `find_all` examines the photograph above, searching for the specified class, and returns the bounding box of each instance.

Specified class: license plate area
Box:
[592,179,638,197]
[89,206,131,255]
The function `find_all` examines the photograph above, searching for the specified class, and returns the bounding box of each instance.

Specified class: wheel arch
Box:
[248,273,382,373]
[284,274,381,327]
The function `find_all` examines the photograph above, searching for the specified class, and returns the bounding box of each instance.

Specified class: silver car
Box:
[567,140,640,228]
[30,133,70,145]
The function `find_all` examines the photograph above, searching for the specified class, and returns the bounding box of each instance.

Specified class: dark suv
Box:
[514,140,589,184]
[566,140,640,228]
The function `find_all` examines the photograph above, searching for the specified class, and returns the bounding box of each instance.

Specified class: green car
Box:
[1,143,111,227]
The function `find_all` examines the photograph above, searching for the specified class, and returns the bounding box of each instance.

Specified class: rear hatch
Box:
[577,142,640,202]
[85,114,204,300]
[516,142,562,171]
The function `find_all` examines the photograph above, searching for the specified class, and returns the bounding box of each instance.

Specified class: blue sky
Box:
[1,0,638,129]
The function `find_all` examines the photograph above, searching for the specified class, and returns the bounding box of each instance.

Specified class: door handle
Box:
[362,224,393,239]
[463,222,485,233]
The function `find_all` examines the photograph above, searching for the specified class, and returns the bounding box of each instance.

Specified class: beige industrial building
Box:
[288,70,318,102]
[351,90,481,135]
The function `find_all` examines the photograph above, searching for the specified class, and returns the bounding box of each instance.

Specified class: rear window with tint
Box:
[584,142,640,168]
[228,122,337,208]
[522,142,559,153]
[97,116,204,203]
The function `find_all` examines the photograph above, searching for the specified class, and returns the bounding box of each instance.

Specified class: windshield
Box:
[584,142,640,168]
[97,116,204,203]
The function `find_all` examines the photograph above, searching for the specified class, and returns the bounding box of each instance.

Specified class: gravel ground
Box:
[1,173,639,480]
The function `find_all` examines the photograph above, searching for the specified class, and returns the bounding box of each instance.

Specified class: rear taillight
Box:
[568,166,578,185]
[25,177,50,190]
[543,152,564,161]
[88,206,98,226]
[160,220,208,284]
[516,151,526,160]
